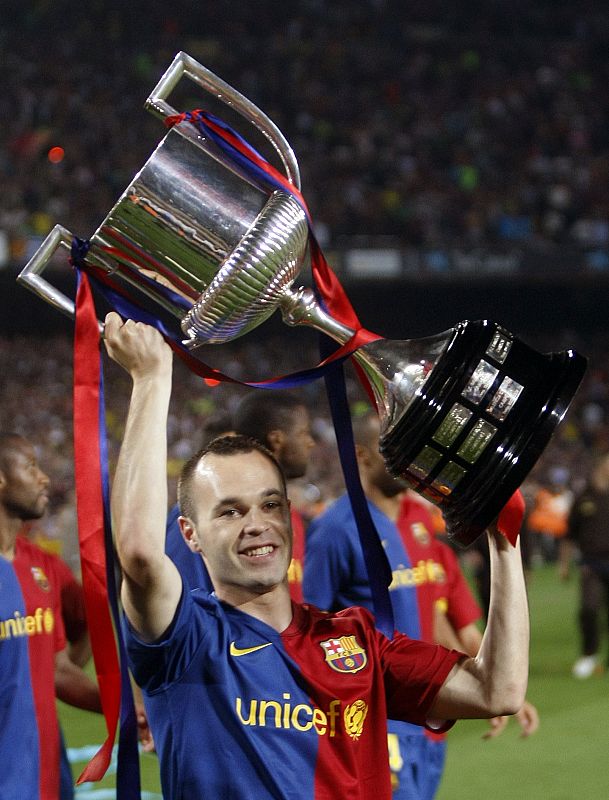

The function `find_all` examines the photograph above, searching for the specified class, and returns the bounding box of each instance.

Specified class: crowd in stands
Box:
[3,0,609,259]
[0,324,607,572]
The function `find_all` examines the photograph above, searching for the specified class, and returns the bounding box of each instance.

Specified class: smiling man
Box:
[105,312,530,800]
[177,440,293,627]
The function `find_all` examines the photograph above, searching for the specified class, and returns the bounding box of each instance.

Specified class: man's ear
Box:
[179,516,203,554]
[266,428,285,455]
[354,443,369,465]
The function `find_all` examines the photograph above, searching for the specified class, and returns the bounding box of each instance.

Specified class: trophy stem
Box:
[278,286,389,415]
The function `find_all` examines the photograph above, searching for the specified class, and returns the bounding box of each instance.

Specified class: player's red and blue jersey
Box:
[125,591,460,800]
[397,495,480,643]
[304,495,464,800]
[0,555,40,800]
[303,495,423,637]
[13,537,67,800]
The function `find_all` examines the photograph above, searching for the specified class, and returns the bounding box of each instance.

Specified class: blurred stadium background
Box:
[4,1,609,797]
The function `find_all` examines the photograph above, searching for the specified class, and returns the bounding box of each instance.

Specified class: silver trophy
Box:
[18,52,586,545]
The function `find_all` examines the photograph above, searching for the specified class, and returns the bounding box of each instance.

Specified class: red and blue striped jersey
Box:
[125,591,460,799]
[13,537,67,800]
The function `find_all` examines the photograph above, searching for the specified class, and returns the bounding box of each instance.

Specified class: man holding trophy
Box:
[104,310,530,800]
[17,52,586,797]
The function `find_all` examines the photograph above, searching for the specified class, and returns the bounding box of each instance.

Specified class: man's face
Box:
[0,439,50,521]
[362,417,407,498]
[185,450,293,596]
[275,406,315,480]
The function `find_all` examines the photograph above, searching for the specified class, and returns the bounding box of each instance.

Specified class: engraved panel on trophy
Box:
[409,446,443,480]
[457,419,498,464]
[432,403,473,448]
[432,462,467,496]
[485,329,513,364]
[486,376,524,422]
[462,360,499,404]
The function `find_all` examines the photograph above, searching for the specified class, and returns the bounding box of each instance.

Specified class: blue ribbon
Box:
[182,111,306,213]
[99,370,141,797]
[317,322,394,638]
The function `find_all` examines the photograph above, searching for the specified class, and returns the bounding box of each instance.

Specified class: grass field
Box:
[437,563,609,800]
[60,563,609,799]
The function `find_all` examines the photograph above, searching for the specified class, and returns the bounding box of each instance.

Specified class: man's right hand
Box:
[103,312,172,380]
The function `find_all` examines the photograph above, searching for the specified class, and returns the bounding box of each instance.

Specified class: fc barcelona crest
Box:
[411,521,431,546]
[320,635,367,674]
[31,566,50,592]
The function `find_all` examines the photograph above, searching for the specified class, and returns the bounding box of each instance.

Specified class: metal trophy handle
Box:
[17,53,307,338]
[16,225,105,332]
[145,51,301,189]
[17,225,75,318]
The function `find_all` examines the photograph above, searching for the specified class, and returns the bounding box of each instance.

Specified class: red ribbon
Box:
[73,272,122,783]
[497,489,525,547]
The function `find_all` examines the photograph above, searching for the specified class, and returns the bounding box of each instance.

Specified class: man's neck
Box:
[0,515,23,561]
[362,482,401,522]
[216,581,294,632]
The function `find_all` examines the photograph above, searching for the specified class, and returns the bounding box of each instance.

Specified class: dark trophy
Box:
[18,52,587,546]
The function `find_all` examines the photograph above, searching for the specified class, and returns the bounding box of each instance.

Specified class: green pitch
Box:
[59,564,609,798]
[437,563,609,799]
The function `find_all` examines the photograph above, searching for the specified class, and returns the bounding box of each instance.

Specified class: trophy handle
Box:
[17,224,104,331]
[145,51,301,189]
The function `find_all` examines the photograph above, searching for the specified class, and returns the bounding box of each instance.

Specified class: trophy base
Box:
[379,320,586,547]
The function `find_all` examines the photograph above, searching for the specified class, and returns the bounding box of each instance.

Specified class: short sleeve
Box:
[379,630,462,732]
[123,587,214,693]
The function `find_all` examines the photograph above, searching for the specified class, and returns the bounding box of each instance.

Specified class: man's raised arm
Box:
[104,312,182,642]
[429,527,529,720]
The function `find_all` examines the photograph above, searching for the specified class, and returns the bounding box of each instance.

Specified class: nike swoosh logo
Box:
[230,641,273,657]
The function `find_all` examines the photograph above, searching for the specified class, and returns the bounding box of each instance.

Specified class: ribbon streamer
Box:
[73,271,140,795]
[497,489,525,547]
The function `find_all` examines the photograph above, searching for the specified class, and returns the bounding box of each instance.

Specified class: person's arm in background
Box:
[132,682,155,752]
[55,648,102,712]
[558,497,581,581]
[40,549,101,712]
[66,630,91,669]
[52,554,92,667]
[558,537,576,581]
